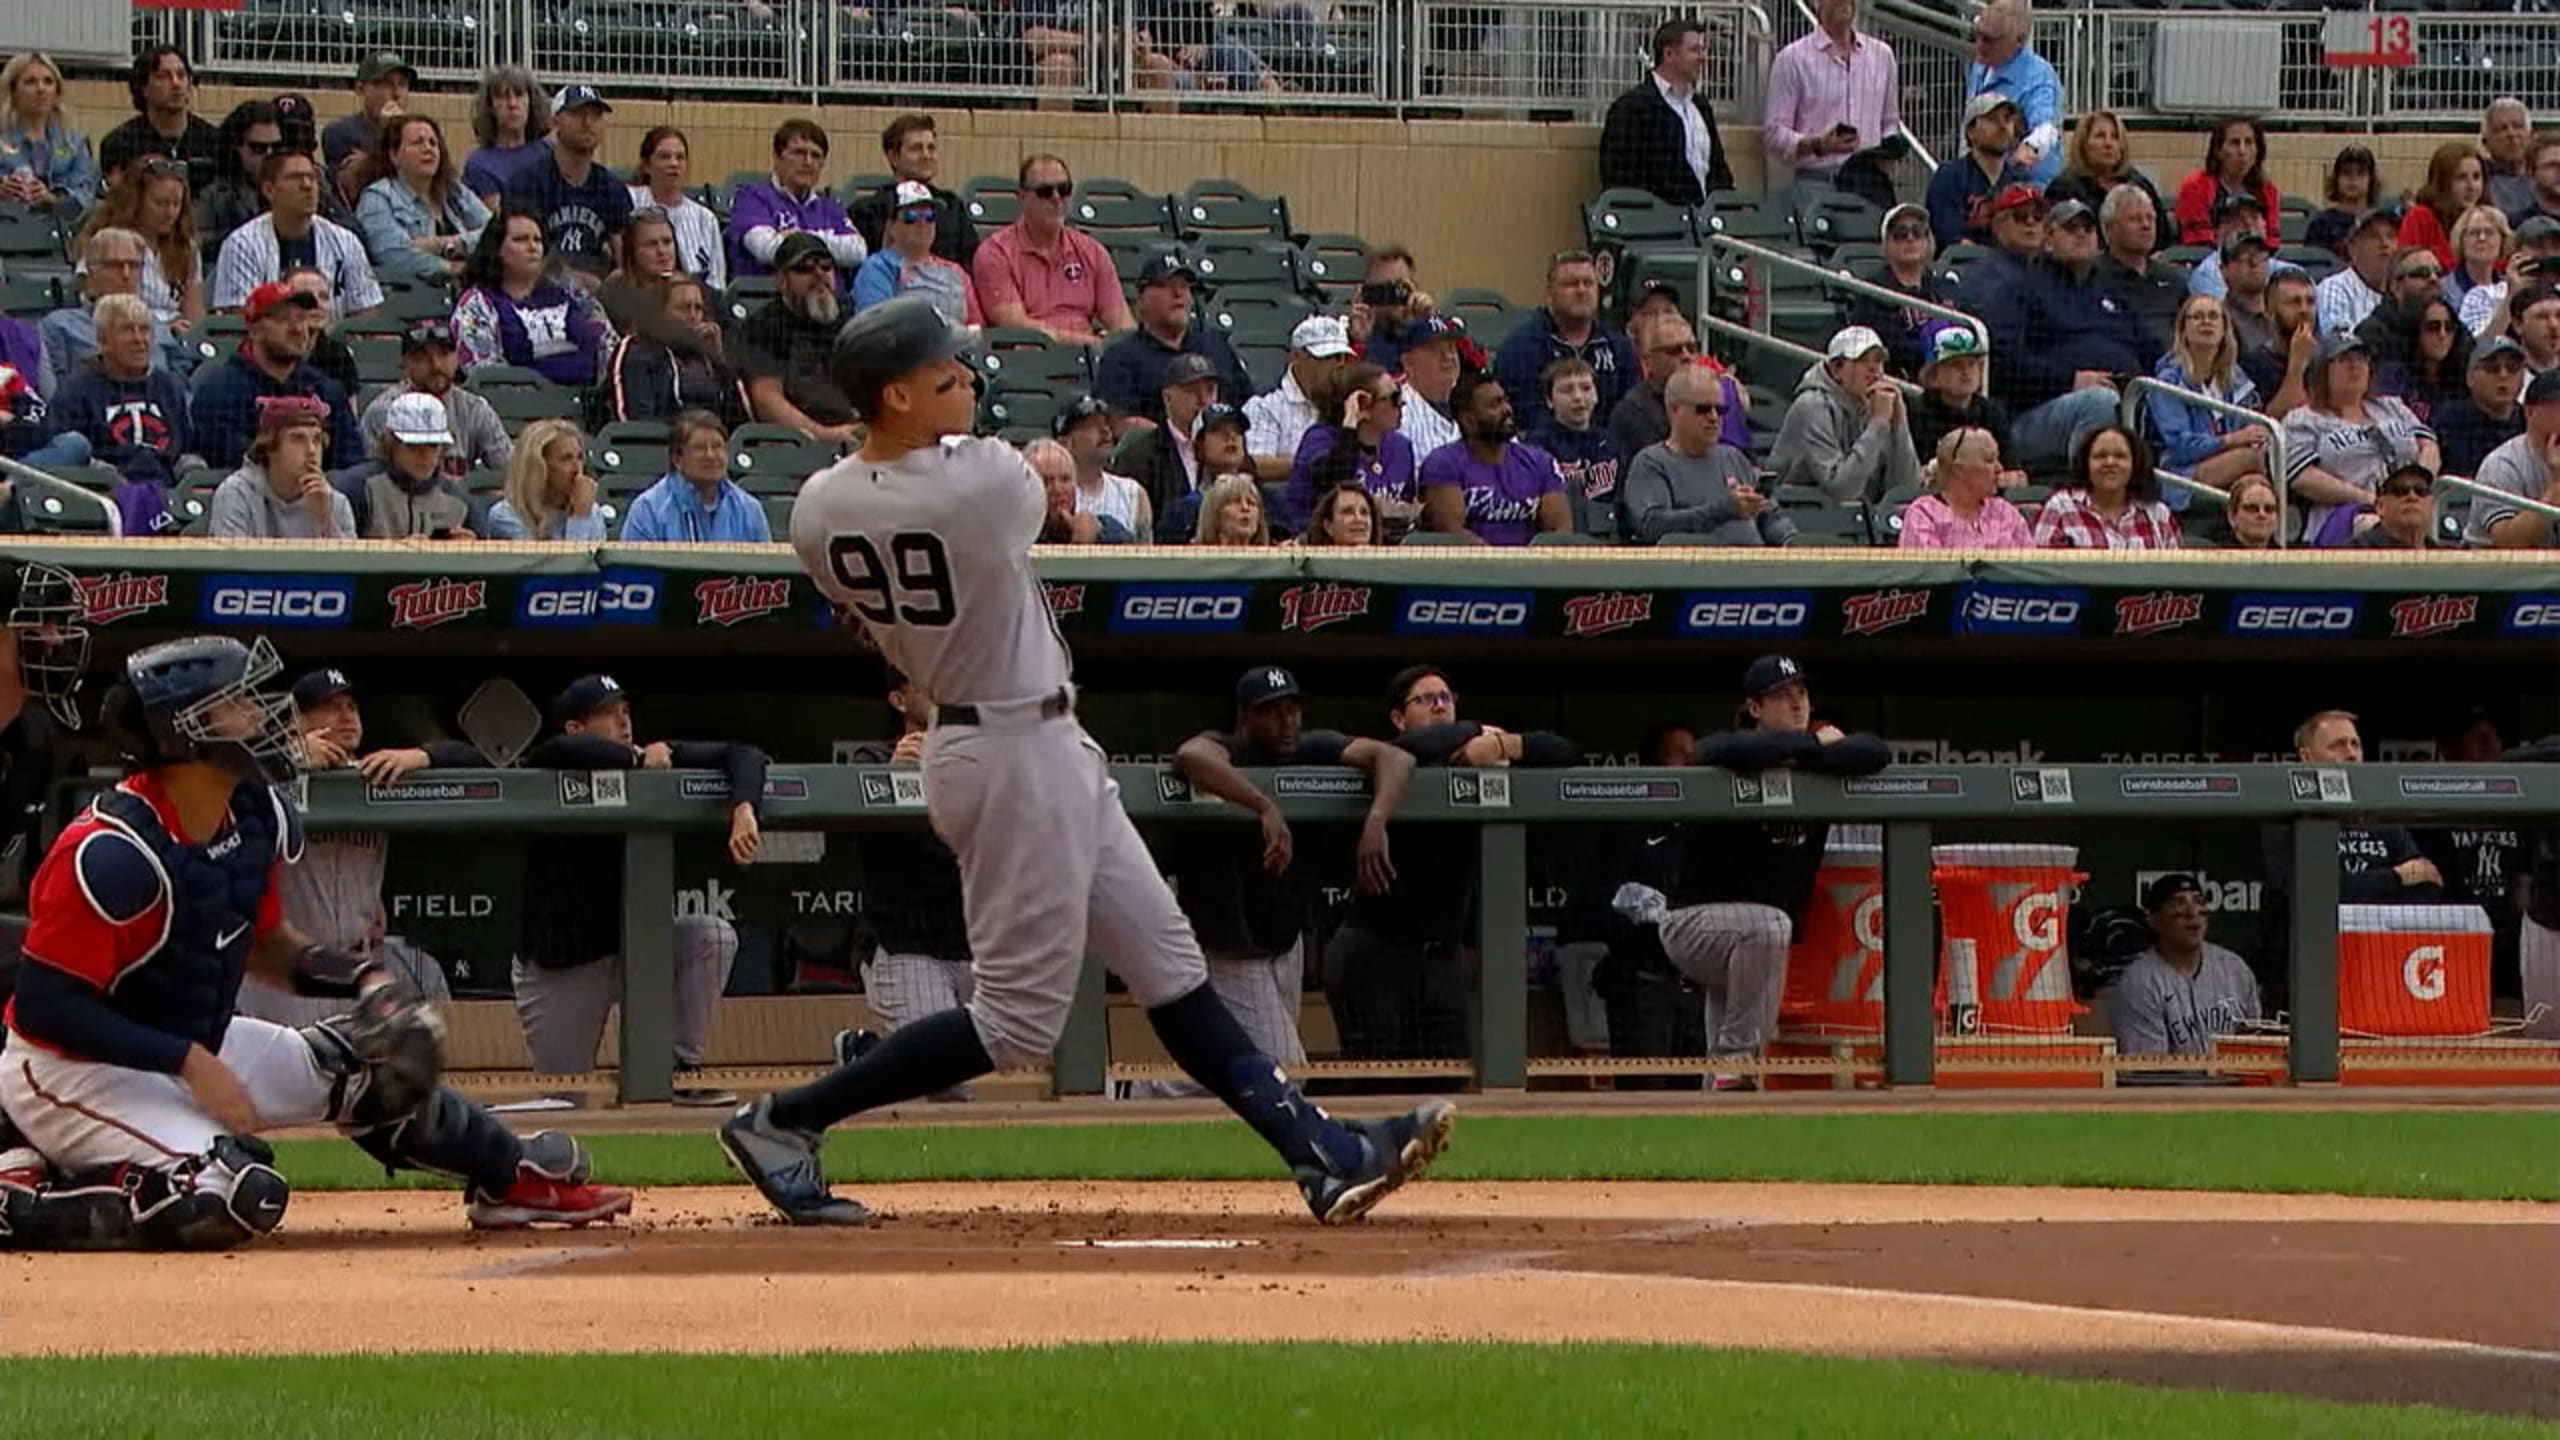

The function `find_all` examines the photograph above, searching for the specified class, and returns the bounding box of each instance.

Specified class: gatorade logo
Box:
[2012,892,2064,951]
[1852,892,1884,951]
[2403,945,2447,1002]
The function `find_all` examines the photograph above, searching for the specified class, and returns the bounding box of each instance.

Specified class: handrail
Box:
[0,456,122,538]
[1693,310,1925,402]
[1782,0,1940,174]
[1704,233,1989,391]
[2438,472,2560,525]
[2120,376,2289,549]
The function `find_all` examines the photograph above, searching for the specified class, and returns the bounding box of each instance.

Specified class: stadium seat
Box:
[1191,237,1300,292]
[2161,244,2211,268]
[486,385,581,426]
[185,315,248,365]
[982,383,1062,434]
[1072,185,1176,237]
[838,173,892,206]
[1399,530,1472,546]
[1789,502,1873,546]
[461,466,507,497]
[1102,233,1185,285]
[1937,242,1992,289]
[1298,234,1370,298]
[1529,531,1606,546]
[377,281,454,324]
[171,483,212,537]
[976,340,1087,390]
[838,8,980,90]
[347,335,405,385]
[1795,191,1883,250]
[725,276,779,324]
[1583,188,1697,248]
[467,363,550,391]
[593,422,671,476]
[1203,287,1312,343]
[730,424,836,487]
[2288,250,2344,284]
[1235,342,1287,387]
[963,176,1021,229]
[759,495,793,535]
[0,271,58,317]
[0,209,62,262]
[1178,179,1290,239]
[2278,210,2311,245]
[1701,207,1797,245]
[10,467,115,534]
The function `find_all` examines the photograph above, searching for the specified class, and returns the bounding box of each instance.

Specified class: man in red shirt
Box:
[970,153,1132,347]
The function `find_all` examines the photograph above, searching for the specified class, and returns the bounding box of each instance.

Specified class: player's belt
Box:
[934,689,1075,729]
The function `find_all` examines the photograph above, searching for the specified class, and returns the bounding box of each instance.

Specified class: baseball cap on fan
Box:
[1288,314,1352,358]
[1825,326,1886,363]
[553,674,629,727]
[552,84,611,115]
[2142,872,2205,912]
[382,391,455,447]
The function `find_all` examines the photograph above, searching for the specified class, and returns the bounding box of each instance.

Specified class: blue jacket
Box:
[0,119,98,210]
[1964,49,2064,187]
[620,471,772,544]
[355,178,492,284]
[190,348,364,472]
[1924,157,2023,250]
[1492,310,1640,436]
[1958,253,2148,416]
[1092,326,1255,424]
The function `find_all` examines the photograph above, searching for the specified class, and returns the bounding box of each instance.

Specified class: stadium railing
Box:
[293,762,2560,1102]
[2117,377,2282,538]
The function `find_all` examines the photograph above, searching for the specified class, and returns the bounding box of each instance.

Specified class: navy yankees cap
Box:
[290,668,354,709]
[1052,392,1111,437]
[553,673,628,725]
[2143,872,2205,912]
[1236,665,1300,710]
[1195,402,1247,437]
[1742,654,1806,699]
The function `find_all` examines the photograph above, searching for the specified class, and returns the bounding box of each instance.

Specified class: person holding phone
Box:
[1761,0,1903,211]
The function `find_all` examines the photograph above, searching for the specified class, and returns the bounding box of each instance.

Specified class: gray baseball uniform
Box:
[790,437,1210,1070]
[2107,944,2261,1057]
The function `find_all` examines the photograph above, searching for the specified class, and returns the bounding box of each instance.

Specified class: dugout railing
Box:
[292,763,2560,1102]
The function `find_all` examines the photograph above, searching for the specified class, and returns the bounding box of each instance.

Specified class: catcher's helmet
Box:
[1,561,90,727]
[829,295,980,421]
[109,635,303,784]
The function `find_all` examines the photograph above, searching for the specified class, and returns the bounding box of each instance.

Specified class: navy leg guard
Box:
[1147,982,1364,1176]
[349,1086,524,1197]
[766,1007,993,1133]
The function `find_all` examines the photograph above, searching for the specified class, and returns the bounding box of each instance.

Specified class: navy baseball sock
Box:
[1147,983,1365,1176]
[767,1007,994,1132]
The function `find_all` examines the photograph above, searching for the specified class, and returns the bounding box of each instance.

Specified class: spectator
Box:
[1418,371,1569,544]
[1528,355,1624,538]
[1761,0,1902,211]
[2150,295,2267,498]
[191,281,361,471]
[2513,283,2560,380]
[1960,187,2142,473]
[1926,92,2024,248]
[2341,462,2442,549]
[359,317,509,482]
[1243,315,1350,481]
[46,294,188,473]
[727,119,867,286]
[1297,481,1378,546]
[735,232,858,444]
[1907,323,2013,467]
[1899,425,2033,550]
[75,158,205,332]
[2044,108,2171,251]
[601,275,751,428]
[2107,873,2260,1063]
[508,674,755,1105]
[355,115,488,286]
[2484,99,2535,219]
[96,45,221,181]
[1608,310,1688,457]
[1961,0,2062,187]
[321,50,412,177]
[1493,251,1636,435]
[2033,423,2178,549]
[0,342,81,470]
[2172,117,2281,248]
[853,181,981,327]
[2260,711,2444,977]
[342,391,480,539]
[2464,370,2560,548]
[463,66,551,208]
[1348,246,1425,373]
[2184,193,2301,303]
[210,149,382,318]
[487,417,604,541]
[1151,404,1255,542]
[2283,333,2438,546]
[1094,254,1252,423]
[2305,145,2381,255]
[1028,437,1135,543]
[625,127,726,291]
[1768,324,1918,503]
[2433,335,2528,476]
[1620,363,1790,546]
[281,264,361,398]
[1395,313,1467,458]
[621,408,770,544]
[1557,720,1702,1088]
[2513,133,2560,232]
[208,395,356,538]
[1193,472,1270,546]
[597,208,693,340]
[195,101,285,253]
[2376,295,2470,421]
[2401,142,2488,273]
[2315,211,2400,339]
[2214,226,2282,358]
[40,227,181,392]
[0,52,96,213]
[845,114,976,267]
[1845,202,1952,377]
[502,85,630,282]
[2445,204,2512,314]
[2095,186,2181,361]
[1058,393,1154,538]
[2243,269,2318,415]
[1285,360,1416,531]
[2421,710,2535,1002]
[2206,471,2283,550]
[2465,222,2560,335]
[1597,18,1734,208]
[452,210,615,388]
[972,153,1131,347]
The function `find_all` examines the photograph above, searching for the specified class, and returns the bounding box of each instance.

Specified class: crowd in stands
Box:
[0,7,2552,550]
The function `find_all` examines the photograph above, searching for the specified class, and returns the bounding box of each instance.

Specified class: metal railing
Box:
[2120,375,2288,543]
[1705,230,1989,380]
[2436,471,2560,548]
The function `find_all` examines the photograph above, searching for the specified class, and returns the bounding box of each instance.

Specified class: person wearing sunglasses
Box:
[2373,296,2472,423]
[853,181,983,328]
[1285,361,1416,533]
[1620,361,1794,546]
[1842,202,1949,378]
[736,231,860,445]
[2340,463,2444,549]
[1959,0,2061,188]
[196,102,287,259]
[2207,472,2283,550]
[727,118,867,287]
[972,153,1131,348]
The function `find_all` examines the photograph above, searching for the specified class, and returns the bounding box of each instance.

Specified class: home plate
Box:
[1059,1239,1263,1250]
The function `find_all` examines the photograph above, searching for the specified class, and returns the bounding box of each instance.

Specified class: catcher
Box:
[0,635,629,1249]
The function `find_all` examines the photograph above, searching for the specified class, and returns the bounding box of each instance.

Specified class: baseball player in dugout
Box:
[1322,664,1578,1078]
[1141,664,1417,1097]
[0,561,91,1012]
[1640,656,1890,1090]
[731,294,1452,1228]
[0,636,629,1251]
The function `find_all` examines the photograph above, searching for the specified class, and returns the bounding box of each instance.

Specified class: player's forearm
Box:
[1344,739,1416,824]
[1173,736,1277,815]
[11,961,191,1073]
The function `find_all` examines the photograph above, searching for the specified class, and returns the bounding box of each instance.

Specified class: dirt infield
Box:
[5,1181,2552,1418]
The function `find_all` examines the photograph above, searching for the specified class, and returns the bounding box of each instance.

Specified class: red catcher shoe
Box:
[0,1146,46,1192]
[465,1170,635,1230]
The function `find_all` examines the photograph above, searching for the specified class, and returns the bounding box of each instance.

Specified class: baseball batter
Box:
[723,296,1453,1226]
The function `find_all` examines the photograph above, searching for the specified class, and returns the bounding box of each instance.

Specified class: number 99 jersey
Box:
[790,437,1076,709]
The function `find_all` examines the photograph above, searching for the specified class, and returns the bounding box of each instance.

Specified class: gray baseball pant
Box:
[1553,940,1611,1052]
[862,947,977,1029]
[2523,914,2559,1040]
[511,915,740,1072]
[1655,902,1794,1057]
[1127,940,1308,1099]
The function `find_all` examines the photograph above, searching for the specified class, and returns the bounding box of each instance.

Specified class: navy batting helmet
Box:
[1,561,91,727]
[830,295,980,421]
[110,636,302,784]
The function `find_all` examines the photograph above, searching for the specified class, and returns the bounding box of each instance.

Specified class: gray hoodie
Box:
[209,462,358,539]
[1767,361,1922,504]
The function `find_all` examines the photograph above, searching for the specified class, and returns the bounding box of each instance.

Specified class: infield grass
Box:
[264,1109,2560,1200]
[3,1345,2543,1439]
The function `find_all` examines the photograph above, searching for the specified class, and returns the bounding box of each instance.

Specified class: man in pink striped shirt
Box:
[1763,0,1903,212]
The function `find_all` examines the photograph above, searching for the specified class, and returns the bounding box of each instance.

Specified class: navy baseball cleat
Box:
[831,1027,880,1070]
[1299,1099,1456,1226]
[719,1095,872,1226]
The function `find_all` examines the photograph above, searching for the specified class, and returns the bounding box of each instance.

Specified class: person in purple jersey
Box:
[1284,360,1416,532]
[725,119,867,286]
[1417,371,1570,544]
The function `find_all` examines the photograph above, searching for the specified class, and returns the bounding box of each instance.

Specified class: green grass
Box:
[268,1110,2560,1200]
[0,1345,2541,1439]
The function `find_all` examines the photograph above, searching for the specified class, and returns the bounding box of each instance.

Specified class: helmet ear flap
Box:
[95,681,162,772]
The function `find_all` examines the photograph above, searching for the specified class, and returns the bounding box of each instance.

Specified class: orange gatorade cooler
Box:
[1782,836,1886,1034]
[1931,843,2087,1033]
[2338,904,2494,1036]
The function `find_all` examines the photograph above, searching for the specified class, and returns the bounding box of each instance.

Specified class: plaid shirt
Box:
[2030,489,2183,550]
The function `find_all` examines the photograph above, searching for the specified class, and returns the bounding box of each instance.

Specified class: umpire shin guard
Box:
[1148,982,1365,1177]
[766,1006,994,1133]
[349,1086,525,1198]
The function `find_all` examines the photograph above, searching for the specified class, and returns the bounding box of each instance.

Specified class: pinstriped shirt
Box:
[209,214,384,319]
[1762,29,1901,176]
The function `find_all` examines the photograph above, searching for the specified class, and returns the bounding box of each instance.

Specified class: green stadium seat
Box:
[1,271,58,318]
[1795,191,1883,250]
[729,423,837,486]
[724,276,779,325]
[1072,187,1176,237]
[759,495,794,535]
[592,422,670,476]
[1399,530,1473,546]
[1203,287,1312,344]
[1529,531,1607,546]
[1298,234,1370,297]
[2161,244,2211,267]
[1190,238,1299,292]
[0,210,63,262]
[976,340,1087,390]
[2287,249,2344,285]
[1102,234,1185,284]
[963,176,1020,229]
[1584,187,1696,248]
[1702,208,1798,246]
[839,173,892,205]
[982,383,1062,434]
[486,385,581,426]
[1235,342,1288,387]
[377,282,454,324]
[347,335,405,385]
[1178,179,1289,238]
[185,315,248,366]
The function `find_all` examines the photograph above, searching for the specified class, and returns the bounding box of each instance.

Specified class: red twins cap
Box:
[1985,185,2047,220]
[245,281,321,323]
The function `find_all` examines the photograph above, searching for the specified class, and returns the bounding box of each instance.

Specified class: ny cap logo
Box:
[1266,668,1287,688]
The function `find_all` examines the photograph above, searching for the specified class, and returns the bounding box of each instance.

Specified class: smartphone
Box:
[1360,280,1412,308]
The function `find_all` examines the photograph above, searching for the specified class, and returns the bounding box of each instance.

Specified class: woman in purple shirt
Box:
[1418,372,1571,545]
[1285,360,1417,531]
[452,209,615,387]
